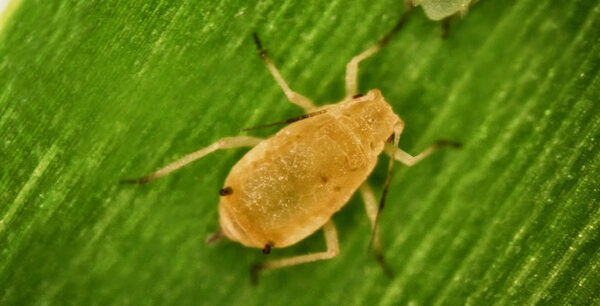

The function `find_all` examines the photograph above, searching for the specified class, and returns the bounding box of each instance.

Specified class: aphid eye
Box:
[219,186,233,196]
[353,93,365,99]
[386,133,395,143]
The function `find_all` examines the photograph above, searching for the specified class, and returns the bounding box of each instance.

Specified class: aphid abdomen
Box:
[219,114,378,248]
[412,0,474,20]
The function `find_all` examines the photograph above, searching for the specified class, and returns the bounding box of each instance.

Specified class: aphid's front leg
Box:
[386,140,461,167]
[121,136,263,184]
[251,220,339,284]
[252,33,316,113]
[344,6,412,99]
[359,183,394,278]
[344,44,381,99]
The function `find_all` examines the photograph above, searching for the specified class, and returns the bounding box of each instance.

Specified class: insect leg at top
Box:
[252,33,317,113]
[407,0,478,38]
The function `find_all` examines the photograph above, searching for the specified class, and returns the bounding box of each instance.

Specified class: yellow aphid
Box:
[220,89,397,249]
[123,16,459,281]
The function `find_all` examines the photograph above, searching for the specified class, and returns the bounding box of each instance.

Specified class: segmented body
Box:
[412,0,475,20]
[219,90,400,248]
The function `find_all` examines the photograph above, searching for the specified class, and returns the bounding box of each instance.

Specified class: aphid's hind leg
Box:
[386,140,462,166]
[252,33,316,113]
[344,6,412,99]
[251,220,339,284]
[359,183,394,278]
[121,136,263,184]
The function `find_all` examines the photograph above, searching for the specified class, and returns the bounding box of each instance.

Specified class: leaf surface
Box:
[1,0,599,305]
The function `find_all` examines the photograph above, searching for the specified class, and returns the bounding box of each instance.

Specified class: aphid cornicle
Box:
[123,13,459,281]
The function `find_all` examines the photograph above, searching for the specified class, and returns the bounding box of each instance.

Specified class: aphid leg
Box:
[252,33,316,113]
[386,140,462,166]
[344,5,412,99]
[344,45,380,99]
[359,183,394,278]
[121,136,263,184]
[206,229,223,245]
[441,17,452,39]
[251,220,339,284]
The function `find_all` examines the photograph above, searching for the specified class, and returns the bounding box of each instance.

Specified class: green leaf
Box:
[1,0,599,304]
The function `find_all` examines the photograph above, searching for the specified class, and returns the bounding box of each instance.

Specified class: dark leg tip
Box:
[119,177,149,185]
[435,139,462,149]
[252,32,259,45]
[378,9,412,48]
[441,17,452,39]
[252,32,267,57]
[250,263,263,286]
[206,230,223,245]
[375,253,395,279]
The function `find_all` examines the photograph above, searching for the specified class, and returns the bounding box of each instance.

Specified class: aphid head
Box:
[342,89,401,144]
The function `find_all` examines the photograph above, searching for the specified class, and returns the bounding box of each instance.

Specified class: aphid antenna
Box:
[241,94,380,132]
[366,130,400,279]
[241,109,328,132]
[368,138,397,252]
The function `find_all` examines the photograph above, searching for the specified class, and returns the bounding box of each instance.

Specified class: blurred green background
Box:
[1,0,599,305]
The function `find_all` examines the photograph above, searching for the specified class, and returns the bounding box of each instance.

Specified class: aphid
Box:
[123,15,459,282]
[410,0,476,20]
[408,0,478,37]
